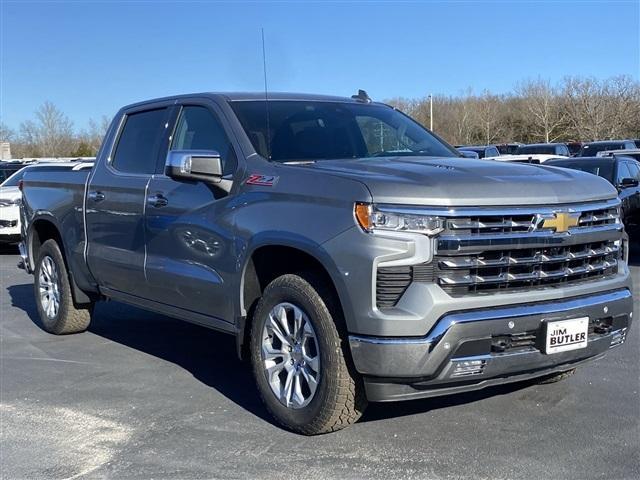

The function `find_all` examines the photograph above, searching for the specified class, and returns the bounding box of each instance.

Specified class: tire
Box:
[250,273,367,435]
[535,368,576,385]
[33,239,93,335]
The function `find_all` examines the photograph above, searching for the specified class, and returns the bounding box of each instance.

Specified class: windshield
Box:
[230,100,458,162]
[0,167,27,187]
[547,159,615,183]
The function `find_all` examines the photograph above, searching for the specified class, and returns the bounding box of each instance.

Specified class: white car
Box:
[484,154,569,164]
[0,168,25,242]
[0,162,93,243]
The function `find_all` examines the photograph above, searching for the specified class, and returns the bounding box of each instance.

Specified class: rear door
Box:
[143,100,241,323]
[86,106,171,296]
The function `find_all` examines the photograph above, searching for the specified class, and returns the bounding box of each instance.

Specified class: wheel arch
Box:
[236,239,351,360]
[28,215,94,305]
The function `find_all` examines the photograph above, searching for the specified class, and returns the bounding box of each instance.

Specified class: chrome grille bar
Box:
[439,244,619,270]
[439,259,618,286]
[437,224,622,255]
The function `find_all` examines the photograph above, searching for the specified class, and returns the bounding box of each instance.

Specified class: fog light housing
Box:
[609,328,627,348]
[451,358,487,377]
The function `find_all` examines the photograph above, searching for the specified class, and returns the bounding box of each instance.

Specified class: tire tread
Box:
[250,273,367,435]
[35,239,92,335]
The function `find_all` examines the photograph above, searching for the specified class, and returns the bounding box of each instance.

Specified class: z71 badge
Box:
[246,174,278,186]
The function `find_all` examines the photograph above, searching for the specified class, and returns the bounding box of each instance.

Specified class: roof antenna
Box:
[261,28,272,160]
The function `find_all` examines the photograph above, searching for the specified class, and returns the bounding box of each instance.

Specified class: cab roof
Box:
[123,91,378,111]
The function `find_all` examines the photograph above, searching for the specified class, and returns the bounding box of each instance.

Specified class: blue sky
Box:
[1,0,639,129]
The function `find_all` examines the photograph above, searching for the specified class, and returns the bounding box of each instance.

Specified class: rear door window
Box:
[112,108,168,174]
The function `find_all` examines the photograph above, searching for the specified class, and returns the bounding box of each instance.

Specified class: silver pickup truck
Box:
[19,92,634,434]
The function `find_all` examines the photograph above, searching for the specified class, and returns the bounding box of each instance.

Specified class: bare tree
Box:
[17,120,40,157]
[561,77,612,141]
[450,92,475,145]
[471,91,504,145]
[606,75,640,138]
[77,115,112,156]
[0,122,14,142]
[33,101,75,157]
[517,78,565,142]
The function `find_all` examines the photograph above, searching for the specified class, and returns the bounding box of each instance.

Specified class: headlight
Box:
[0,198,20,207]
[354,203,445,236]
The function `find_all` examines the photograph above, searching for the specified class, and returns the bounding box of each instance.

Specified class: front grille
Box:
[444,205,618,236]
[375,200,623,307]
[437,240,619,296]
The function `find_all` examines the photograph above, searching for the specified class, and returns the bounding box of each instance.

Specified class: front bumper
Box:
[349,289,633,402]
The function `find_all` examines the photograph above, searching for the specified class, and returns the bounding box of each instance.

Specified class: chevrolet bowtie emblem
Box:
[542,212,581,232]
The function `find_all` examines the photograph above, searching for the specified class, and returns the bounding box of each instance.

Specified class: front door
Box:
[143,103,240,323]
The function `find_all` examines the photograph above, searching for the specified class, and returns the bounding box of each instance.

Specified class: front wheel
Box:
[34,239,93,334]
[250,273,367,434]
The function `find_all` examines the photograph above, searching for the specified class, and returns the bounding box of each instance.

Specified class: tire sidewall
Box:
[34,240,71,334]
[250,275,342,430]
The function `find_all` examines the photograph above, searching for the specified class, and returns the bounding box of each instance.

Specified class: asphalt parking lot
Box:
[1,244,638,480]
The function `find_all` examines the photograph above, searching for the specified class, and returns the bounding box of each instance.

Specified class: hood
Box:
[304,157,617,206]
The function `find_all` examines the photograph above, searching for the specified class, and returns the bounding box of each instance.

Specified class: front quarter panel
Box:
[232,162,372,320]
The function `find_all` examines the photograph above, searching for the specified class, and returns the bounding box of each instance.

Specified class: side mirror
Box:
[458,150,479,159]
[618,177,639,189]
[166,150,223,182]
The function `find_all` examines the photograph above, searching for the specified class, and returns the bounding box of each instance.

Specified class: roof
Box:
[123,91,375,110]
[519,143,565,147]
[458,145,495,149]
[596,148,640,156]
[545,156,616,163]
[583,140,632,145]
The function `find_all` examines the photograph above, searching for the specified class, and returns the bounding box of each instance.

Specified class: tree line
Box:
[1,75,638,158]
[387,75,640,146]
[0,102,110,158]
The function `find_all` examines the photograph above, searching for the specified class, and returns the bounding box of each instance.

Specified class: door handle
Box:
[88,191,105,202]
[147,193,168,208]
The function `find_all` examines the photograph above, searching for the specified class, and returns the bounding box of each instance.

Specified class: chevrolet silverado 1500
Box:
[20,92,634,434]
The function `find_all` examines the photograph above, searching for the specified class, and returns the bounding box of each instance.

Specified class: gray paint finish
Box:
[19,92,633,389]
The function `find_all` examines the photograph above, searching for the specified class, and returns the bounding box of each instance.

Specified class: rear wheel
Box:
[250,273,367,435]
[34,239,93,334]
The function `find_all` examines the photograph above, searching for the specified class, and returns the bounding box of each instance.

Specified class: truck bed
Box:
[21,164,93,288]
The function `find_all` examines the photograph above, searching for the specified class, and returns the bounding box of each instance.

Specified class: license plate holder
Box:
[544,317,589,354]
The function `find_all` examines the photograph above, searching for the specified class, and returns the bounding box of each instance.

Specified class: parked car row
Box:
[545,156,640,233]
[456,139,639,160]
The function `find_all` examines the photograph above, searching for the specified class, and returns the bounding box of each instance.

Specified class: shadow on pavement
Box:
[0,244,19,255]
[8,281,541,429]
[7,282,272,425]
